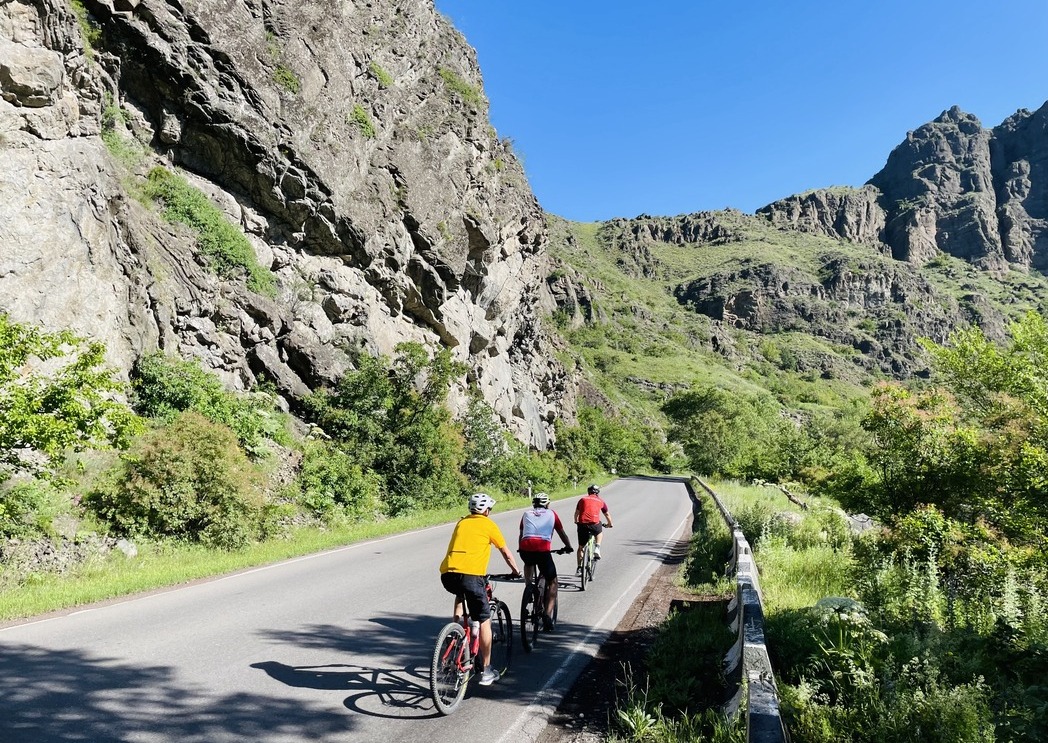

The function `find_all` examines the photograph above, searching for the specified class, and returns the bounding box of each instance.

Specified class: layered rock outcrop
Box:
[758,103,1048,273]
[0,0,570,447]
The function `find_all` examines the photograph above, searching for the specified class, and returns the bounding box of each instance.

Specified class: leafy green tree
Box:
[304,343,468,515]
[0,313,139,479]
[662,386,781,479]
[459,390,509,484]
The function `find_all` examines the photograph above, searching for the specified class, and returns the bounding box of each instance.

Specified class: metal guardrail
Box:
[692,477,787,743]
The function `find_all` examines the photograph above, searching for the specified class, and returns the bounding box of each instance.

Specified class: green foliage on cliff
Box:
[143,167,276,296]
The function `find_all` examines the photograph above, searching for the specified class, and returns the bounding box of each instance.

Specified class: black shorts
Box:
[577,523,602,546]
[518,550,557,579]
[440,572,490,622]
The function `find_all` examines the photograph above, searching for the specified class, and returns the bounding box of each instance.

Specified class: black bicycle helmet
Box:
[587,484,600,495]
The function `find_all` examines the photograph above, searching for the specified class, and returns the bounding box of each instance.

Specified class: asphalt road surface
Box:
[0,476,693,743]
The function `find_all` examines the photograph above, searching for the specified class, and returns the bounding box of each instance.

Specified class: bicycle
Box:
[520,546,573,653]
[430,574,515,715]
[578,525,611,591]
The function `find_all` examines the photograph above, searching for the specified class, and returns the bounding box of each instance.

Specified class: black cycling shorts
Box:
[440,572,490,622]
[518,550,557,579]
[577,522,602,546]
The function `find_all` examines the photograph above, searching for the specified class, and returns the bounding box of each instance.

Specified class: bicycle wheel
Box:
[587,543,598,583]
[430,622,469,715]
[520,583,540,653]
[580,541,590,591]
[489,600,513,675]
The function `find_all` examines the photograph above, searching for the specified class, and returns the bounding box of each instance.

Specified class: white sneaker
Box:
[479,668,501,686]
[594,545,602,559]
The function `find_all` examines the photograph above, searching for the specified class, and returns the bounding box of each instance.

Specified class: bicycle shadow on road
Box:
[251,659,440,719]
[253,613,455,719]
[256,612,443,661]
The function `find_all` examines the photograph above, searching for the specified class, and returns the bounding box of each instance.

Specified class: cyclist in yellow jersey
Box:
[439,493,520,686]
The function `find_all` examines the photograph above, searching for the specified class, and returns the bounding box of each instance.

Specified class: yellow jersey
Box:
[439,514,507,576]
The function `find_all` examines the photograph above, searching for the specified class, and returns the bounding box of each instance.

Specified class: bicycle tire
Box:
[489,599,513,675]
[521,583,540,653]
[430,622,469,715]
[587,543,598,583]
[580,542,590,591]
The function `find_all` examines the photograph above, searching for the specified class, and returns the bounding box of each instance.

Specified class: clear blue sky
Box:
[434,1,1048,222]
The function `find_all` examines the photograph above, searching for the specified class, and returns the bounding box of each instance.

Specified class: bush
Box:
[297,441,382,523]
[85,412,265,549]
[0,479,68,539]
[132,352,286,456]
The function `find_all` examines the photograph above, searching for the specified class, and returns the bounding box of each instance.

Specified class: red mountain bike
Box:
[429,574,514,715]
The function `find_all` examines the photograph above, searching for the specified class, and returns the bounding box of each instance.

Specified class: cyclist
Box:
[439,493,521,686]
[575,484,613,573]
[518,492,573,632]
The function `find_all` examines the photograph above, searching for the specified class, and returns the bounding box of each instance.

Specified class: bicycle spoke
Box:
[430,623,468,715]
[489,600,513,674]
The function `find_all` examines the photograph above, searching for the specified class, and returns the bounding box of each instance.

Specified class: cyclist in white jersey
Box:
[518,492,573,631]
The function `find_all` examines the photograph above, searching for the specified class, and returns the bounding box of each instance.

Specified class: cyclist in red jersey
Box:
[574,484,613,573]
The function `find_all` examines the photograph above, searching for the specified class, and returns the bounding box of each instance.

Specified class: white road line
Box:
[498,511,690,743]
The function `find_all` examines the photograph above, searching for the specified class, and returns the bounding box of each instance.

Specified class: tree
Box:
[0,313,138,479]
[304,342,469,515]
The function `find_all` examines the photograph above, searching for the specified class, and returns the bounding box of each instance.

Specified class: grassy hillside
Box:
[545,210,1048,425]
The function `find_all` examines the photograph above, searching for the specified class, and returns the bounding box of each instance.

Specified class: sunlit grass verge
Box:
[0,476,606,624]
[0,490,517,624]
[608,482,742,743]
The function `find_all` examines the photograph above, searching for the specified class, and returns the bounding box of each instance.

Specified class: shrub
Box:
[369,61,393,88]
[297,440,382,523]
[143,167,276,295]
[350,104,376,139]
[272,65,300,94]
[0,480,67,539]
[131,352,286,457]
[438,67,483,106]
[85,412,265,549]
[0,313,139,479]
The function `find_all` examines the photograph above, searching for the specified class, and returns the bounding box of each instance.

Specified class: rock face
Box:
[758,103,1048,273]
[0,0,570,447]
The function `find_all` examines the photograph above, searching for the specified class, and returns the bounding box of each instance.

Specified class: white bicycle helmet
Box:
[532,492,551,508]
[468,492,496,514]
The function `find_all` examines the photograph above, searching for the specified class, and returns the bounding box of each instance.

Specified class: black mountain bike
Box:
[520,546,573,652]
[430,574,514,715]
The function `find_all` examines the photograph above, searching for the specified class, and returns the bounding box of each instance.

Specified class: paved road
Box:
[0,476,693,743]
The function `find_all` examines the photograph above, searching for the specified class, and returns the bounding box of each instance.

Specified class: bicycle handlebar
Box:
[555,546,574,554]
[489,573,523,582]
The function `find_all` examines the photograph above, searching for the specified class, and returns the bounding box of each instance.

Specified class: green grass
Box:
[272,65,300,94]
[350,104,376,139]
[143,166,276,296]
[438,67,483,107]
[369,61,393,88]
[0,481,603,623]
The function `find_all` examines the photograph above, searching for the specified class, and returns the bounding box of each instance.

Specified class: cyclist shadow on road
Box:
[253,613,458,719]
[251,659,440,719]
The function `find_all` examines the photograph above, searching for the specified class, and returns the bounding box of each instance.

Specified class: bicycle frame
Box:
[431,574,514,715]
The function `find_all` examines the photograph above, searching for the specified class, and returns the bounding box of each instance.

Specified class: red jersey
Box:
[574,494,608,525]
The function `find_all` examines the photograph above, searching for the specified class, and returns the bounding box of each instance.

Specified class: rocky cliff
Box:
[758,103,1048,274]
[0,0,569,447]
